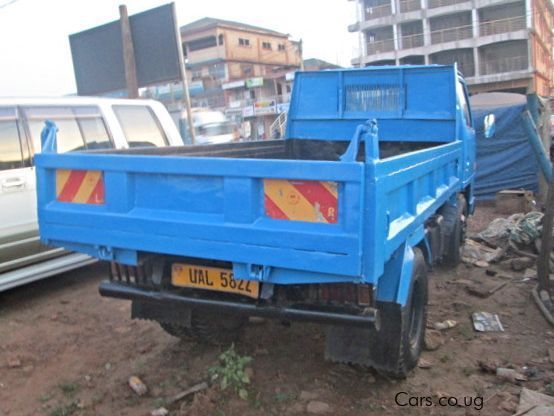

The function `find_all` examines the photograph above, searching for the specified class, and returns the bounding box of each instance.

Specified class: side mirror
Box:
[484,113,496,138]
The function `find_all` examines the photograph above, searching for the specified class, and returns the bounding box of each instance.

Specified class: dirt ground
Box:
[1,204,553,416]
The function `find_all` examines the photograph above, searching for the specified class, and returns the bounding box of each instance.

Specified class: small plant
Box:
[58,382,80,397]
[209,344,252,400]
[39,393,53,403]
[49,402,78,416]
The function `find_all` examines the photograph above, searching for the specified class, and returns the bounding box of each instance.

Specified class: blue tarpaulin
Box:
[472,99,539,200]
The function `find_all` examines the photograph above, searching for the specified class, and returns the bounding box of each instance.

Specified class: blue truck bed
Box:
[36,65,476,377]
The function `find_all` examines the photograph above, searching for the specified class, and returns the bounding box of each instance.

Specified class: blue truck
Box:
[36,65,481,377]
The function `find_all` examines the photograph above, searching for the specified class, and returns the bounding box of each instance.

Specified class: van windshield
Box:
[197,122,234,136]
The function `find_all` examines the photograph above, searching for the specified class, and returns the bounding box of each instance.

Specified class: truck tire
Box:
[373,247,428,378]
[159,310,246,345]
[443,195,467,266]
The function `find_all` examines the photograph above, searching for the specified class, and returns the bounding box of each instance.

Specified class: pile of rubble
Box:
[462,211,546,277]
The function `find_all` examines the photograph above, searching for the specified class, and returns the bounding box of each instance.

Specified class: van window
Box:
[23,106,112,153]
[0,107,24,170]
[113,105,167,147]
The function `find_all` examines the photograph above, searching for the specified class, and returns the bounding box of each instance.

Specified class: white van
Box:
[170,108,237,145]
[0,97,183,291]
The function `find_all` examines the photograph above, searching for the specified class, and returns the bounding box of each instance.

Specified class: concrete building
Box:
[146,18,301,140]
[348,0,554,96]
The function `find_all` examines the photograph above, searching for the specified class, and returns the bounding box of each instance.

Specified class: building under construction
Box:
[349,0,554,96]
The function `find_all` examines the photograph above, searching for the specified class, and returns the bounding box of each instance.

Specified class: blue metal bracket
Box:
[41,120,58,153]
[375,242,415,306]
[340,119,379,162]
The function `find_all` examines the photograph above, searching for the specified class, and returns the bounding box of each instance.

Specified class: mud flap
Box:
[325,301,403,370]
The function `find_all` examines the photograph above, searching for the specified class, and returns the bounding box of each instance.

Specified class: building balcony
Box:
[399,0,421,13]
[401,33,424,49]
[479,16,526,37]
[480,55,528,76]
[367,39,395,55]
[364,3,392,20]
[431,26,472,44]
[428,0,468,8]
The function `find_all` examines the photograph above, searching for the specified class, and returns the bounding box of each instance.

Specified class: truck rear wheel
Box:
[159,310,246,346]
[373,247,428,378]
[443,195,467,266]
[325,248,428,378]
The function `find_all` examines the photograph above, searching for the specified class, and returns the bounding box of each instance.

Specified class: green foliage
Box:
[209,344,252,400]
[49,402,78,416]
[58,382,80,397]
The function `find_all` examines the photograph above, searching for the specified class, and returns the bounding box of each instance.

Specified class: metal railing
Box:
[401,33,424,49]
[364,3,392,19]
[428,0,468,8]
[399,0,420,13]
[366,39,395,55]
[480,55,528,75]
[430,25,472,44]
[479,16,526,37]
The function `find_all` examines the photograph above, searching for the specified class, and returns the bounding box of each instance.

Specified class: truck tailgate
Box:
[36,152,365,281]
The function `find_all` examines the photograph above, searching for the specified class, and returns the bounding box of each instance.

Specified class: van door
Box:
[0,107,45,273]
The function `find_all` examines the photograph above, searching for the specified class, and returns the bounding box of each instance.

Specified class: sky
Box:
[0,0,359,96]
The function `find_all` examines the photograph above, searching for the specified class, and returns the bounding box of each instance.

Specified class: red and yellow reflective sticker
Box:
[264,179,338,223]
[56,170,105,205]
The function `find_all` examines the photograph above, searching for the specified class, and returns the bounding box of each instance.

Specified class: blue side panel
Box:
[362,141,463,284]
[473,104,539,199]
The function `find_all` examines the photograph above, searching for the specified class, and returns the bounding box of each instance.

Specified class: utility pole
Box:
[299,39,304,71]
[119,4,139,99]
[172,2,196,144]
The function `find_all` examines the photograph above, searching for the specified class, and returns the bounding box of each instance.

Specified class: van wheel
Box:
[159,310,246,345]
[373,248,428,378]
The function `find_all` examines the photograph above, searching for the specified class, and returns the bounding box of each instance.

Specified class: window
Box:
[278,44,285,51]
[113,105,167,148]
[457,82,472,127]
[239,38,250,47]
[218,34,224,45]
[262,41,272,50]
[187,36,217,52]
[0,108,23,171]
[23,106,111,154]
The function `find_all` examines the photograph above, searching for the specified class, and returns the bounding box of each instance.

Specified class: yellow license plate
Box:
[171,264,259,299]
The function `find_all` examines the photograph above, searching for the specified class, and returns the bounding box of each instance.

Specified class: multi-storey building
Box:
[146,18,301,140]
[348,0,554,96]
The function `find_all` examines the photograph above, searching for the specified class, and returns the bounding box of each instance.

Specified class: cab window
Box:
[0,107,25,170]
[23,106,112,153]
[457,82,472,128]
[113,105,167,148]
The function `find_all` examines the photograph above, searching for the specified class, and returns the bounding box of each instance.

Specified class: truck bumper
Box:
[99,281,379,328]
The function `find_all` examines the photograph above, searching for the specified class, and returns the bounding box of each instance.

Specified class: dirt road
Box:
[1,206,553,415]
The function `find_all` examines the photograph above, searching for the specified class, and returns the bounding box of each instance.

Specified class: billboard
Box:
[69,3,181,95]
